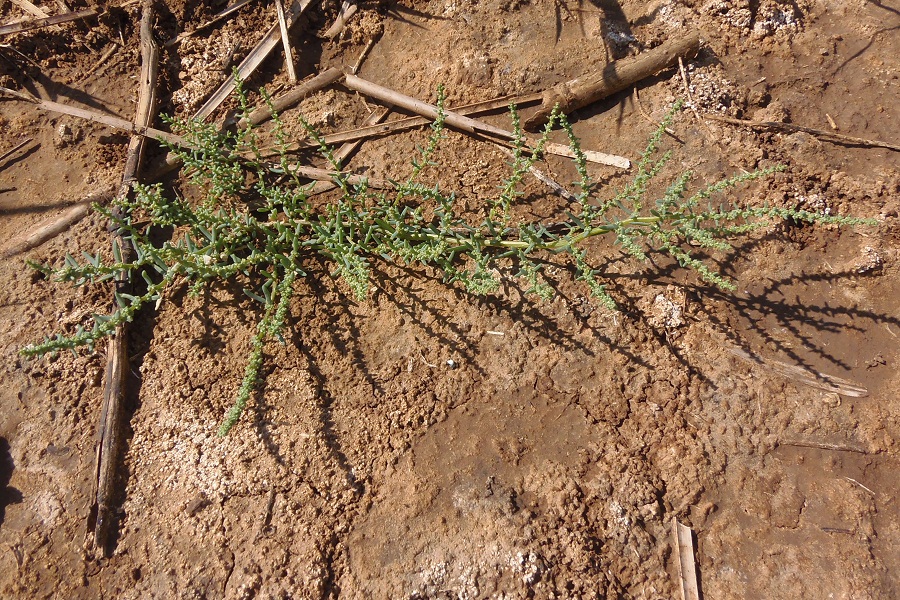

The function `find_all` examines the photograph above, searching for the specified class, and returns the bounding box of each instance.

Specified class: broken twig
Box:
[80,42,120,83]
[344,73,511,138]
[496,145,577,202]
[277,91,541,152]
[350,36,375,74]
[306,106,392,195]
[91,2,159,558]
[778,439,870,454]
[281,163,389,188]
[728,346,868,397]
[703,113,900,152]
[524,30,701,131]
[0,87,183,145]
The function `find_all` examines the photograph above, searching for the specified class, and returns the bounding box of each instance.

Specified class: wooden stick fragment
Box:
[91,2,159,558]
[672,519,700,600]
[287,92,542,151]
[274,0,298,83]
[703,113,900,152]
[633,86,676,137]
[80,43,120,82]
[323,0,357,39]
[0,7,97,36]
[524,30,701,131]
[0,187,116,258]
[192,0,313,121]
[164,0,257,47]
[283,163,389,188]
[264,90,628,168]
[239,67,344,128]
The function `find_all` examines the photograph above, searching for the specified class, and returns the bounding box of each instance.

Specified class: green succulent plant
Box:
[22,85,874,435]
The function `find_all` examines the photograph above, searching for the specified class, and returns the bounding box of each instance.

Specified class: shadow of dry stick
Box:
[523,30,701,132]
[89,1,159,559]
[0,137,33,168]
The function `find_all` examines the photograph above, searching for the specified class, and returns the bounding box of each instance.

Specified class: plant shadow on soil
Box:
[621,226,898,387]
[0,437,23,530]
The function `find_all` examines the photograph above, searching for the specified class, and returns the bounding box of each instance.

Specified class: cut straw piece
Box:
[192,0,313,121]
[0,7,97,36]
[672,519,700,600]
[274,0,298,83]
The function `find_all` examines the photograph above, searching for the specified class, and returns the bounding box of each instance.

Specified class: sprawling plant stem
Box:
[23,88,875,434]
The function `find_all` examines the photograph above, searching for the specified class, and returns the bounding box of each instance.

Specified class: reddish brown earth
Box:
[1,1,898,598]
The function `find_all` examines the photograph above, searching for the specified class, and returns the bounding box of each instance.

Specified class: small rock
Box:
[54,123,81,148]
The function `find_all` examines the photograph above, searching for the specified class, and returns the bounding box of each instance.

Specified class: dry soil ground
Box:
[0,0,898,598]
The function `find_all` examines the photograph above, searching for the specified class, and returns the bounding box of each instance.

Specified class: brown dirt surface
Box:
[1,1,899,598]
